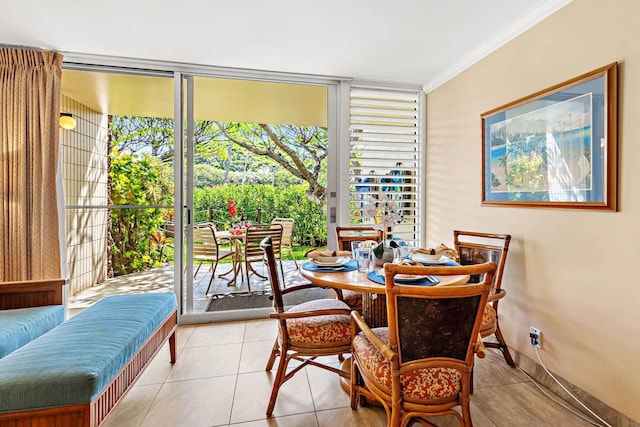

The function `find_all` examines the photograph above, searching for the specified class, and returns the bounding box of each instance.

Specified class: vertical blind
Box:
[349,86,423,246]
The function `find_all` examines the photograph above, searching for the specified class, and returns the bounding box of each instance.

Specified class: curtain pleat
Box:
[0,48,63,281]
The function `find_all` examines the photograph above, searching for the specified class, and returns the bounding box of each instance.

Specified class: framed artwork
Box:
[481,63,617,210]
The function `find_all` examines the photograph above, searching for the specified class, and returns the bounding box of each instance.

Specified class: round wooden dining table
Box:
[299,263,469,327]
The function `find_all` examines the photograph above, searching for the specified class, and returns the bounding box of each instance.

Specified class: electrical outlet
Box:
[529,327,541,348]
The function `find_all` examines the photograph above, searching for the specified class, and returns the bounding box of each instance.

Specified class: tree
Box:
[110,116,328,203]
[211,122,327,203]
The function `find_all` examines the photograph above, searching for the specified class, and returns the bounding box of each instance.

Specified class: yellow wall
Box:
[425,0,640,421]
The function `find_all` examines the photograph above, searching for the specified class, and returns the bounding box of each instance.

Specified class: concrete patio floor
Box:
[68,259,306,317]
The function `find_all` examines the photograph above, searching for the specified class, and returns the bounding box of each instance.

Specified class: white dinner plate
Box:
[395,274,429,281]
[311,257,350,267]
[411,254,451,264]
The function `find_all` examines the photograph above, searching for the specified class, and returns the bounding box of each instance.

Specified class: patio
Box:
[68,260,307,317]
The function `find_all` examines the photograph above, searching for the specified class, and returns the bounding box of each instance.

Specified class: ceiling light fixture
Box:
[59,113,76,130]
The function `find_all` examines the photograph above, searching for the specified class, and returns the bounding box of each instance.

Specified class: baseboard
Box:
[511,348,639,427]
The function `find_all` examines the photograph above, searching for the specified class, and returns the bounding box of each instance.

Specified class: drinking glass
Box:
[351,242,372,272]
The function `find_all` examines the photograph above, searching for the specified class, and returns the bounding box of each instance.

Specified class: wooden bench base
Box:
[0,308,177,427]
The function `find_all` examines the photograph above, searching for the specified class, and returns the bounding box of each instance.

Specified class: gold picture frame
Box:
[481,63,617,210]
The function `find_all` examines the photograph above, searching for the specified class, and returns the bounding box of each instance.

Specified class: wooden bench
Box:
[0,280,177,427]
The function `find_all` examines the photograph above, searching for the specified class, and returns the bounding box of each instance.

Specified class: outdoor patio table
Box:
[216,230,245,284]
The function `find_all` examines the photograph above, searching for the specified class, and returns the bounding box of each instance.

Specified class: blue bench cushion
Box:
[0,306,64,359]
[0,292,176,413]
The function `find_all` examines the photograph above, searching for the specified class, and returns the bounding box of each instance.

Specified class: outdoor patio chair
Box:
[242,223,283,294]
[271,217,298,269]
[191,224,237,295]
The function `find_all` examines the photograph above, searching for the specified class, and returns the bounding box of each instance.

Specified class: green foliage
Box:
[193,184,327,246]
[110,150,173,275]
[194,164,304,188]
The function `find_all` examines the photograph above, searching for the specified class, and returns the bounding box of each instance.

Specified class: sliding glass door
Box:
[177,73,333,322]
[61,56,345,324]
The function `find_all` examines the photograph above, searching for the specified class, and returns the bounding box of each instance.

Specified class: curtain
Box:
[0,48,63,281]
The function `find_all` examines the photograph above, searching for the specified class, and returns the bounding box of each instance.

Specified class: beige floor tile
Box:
[103,383,161,427]
[140,376,236,427]
[165,343,242,382]
[473,348,529,389]
[418,402,498,427]
[243,318,278,342]
[316,406,387,427]
[175,324,196,350]
[306,363,351,411]
[239,339,276,373]
[472,382,594,426]
[186,322,246,347]
[230,370,314,424]
[230,412,319,427]
[136,342,175,386]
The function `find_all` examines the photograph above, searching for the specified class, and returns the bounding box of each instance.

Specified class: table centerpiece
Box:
[362,192,402,265]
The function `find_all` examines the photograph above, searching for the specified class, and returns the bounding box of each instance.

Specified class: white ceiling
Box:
[1,0,571,91]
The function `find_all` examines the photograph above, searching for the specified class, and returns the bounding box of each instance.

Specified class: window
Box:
[349,86,423,246]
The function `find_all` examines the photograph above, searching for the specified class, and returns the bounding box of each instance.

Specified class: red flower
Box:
[227,200,237,217]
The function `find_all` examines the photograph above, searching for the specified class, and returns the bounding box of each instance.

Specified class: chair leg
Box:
[495,322,515,366]
[460,396,473,427]
[350,358,359,410]
[470,367,474,394]
[278,259,286,288]
[289,246,299,269]
[265,339,280,371]
[205,261,218,295]
[193,261,203,278]
[484,321,516,367]
[266,344,289,416]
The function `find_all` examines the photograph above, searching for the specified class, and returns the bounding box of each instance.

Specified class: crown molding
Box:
[422,0,573,94]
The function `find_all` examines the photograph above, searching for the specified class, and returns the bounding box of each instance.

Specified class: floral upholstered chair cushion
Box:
[352,327,462,401]
[286,299,351,345]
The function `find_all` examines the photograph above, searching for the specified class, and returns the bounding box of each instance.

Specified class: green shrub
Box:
[110,150,173,275]
[193,184,326,246]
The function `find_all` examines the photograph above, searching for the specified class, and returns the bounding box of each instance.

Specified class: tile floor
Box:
[68,263,599,426]
[100,319,595,427]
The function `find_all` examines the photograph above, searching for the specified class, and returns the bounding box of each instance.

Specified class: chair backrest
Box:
[453,230,511,297]
[192,224,220,258]
[245,223,283,262]
[335,226,383,251]
[383,262,495,367]
[271,218,294,246]
[260,236,286,313]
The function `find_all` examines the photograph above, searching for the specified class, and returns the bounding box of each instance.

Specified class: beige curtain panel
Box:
[0,48,63,281]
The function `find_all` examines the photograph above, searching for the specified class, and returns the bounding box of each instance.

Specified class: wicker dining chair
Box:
[350,261,495,427]
[453,230,514,367]
[260,236,352,417]
[335,226,384,251]
[334,226,384,312]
